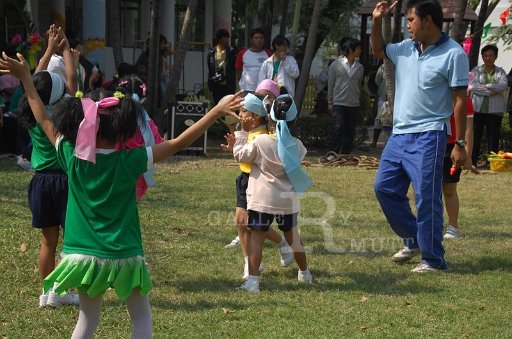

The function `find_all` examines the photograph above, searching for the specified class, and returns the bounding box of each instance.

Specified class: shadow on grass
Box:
[165,269,442,298]
[450,256,512,274]
[150,298,251,312]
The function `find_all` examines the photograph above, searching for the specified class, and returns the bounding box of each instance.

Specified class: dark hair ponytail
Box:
[115,75,146,100]
[51,90,144,145]
[18,72,53,129]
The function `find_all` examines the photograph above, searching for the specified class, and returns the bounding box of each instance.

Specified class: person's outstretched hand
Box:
[0,52,31,81]
[373,1,398,19]
[220,133,235,152]
[214,90,244,121]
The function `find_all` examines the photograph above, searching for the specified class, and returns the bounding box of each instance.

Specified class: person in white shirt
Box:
[327,37,364,155]
[235,28,272,93]
[258,35,299,98]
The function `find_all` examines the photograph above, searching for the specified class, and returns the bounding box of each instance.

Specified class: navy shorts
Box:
[247,210,298,232]
[235,172,249,209]
[28,169,68,228]
[443,143,462,183]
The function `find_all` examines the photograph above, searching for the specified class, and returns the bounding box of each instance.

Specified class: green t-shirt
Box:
[57,139,149,259]
[29,125,61,171]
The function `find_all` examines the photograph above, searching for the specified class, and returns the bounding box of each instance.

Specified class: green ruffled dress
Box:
[44,254,152,301]
[44,140,153,301]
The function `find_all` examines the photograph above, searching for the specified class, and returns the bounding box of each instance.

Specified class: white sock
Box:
[71,293,102,339]
[126,289,152,339]
[244,256,249,264]
[299,268,309,274]
[247,275,259,282]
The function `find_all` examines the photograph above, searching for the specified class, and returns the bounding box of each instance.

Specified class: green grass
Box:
[1,152,512,338]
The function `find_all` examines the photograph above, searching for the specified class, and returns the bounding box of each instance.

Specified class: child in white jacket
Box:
[231,94,313,292]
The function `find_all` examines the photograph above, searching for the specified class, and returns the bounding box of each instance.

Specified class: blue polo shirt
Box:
[385,33,469,134]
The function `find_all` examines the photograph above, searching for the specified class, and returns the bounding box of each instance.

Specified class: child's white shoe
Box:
[238,276,260,293]
[298,269,313,284]
[46,290,79,307]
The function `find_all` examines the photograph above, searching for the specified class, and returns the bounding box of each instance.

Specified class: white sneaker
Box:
[224,236,241,249]
[411,263,443,273]
[46,290,79,307]
[39,291,49,307]
[279,243,295,267]
[242,262,264,280]
[238,278,260,293]
[298,269,313,284]
[392,246,420,263]
[16,155,33,171]
[444,225,460,239]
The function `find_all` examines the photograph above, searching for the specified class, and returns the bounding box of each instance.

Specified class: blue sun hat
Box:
[270,94,312,193]
[243,93,268,117]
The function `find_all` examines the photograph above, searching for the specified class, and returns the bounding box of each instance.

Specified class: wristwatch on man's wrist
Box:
[455,139,467,147]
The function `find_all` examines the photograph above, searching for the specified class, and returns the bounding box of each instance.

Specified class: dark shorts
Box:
[235,172,249,209]
[28,169,68,228]
[443,143,462,183]
[247,210,298,232]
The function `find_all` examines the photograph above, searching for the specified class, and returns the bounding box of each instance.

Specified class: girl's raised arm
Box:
[0,52,59,145]
[35,25,61,73]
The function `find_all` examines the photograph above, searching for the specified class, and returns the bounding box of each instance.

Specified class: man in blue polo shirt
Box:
[371,0,469,272]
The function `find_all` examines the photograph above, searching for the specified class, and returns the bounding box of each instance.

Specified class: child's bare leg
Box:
[265,228,283,243]
[442,182,459,228]
[126,288,152,339]
[283,228,308,271]
[235,207,249,256]
[39,226,60,280]
[248,230,266,276]
[71,293,103,339]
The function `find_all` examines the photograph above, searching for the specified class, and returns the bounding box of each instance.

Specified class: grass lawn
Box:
[1,149,512,338]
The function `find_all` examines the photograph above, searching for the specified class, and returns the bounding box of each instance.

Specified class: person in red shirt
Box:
[442,96,475,239]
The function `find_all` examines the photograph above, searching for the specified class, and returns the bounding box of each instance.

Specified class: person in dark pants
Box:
[470,45,508,167]
[207,29,237,105]
[327,38,363,156]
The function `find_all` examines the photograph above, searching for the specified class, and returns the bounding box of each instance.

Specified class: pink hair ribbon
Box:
[74,97,120,163]
[140,83,147,96]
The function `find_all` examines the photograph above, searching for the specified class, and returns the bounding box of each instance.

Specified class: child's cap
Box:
[0,74,20,91]
[255,79,280,98]
[46,71,65,105]
[270,94,297,122]
[243,93,268,117]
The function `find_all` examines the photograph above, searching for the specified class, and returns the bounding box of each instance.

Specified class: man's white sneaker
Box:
[238,278,260,293]
[298,269,313,284]
[224,236,241,249]
[279,243,295,267]
[444,225,460,239]
[46,290,79,307]
[392,246,420,263]
[411,263,443,273]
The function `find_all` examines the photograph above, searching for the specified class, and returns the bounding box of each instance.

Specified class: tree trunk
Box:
[146,0,161,122]
[289,0,302,56]
[451,0,469,41]
[469,0,489,69]
[108,0,124,68]
[279,0,290,36]
[383,4,395,115]
[295,0,322,115]
[253,0,269,28]
[164,0,198,134]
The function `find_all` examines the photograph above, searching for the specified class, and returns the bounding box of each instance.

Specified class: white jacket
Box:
[470,64,508,114]
[258,54,299,97]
